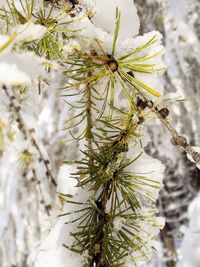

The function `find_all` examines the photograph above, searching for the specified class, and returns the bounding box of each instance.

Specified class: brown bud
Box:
[192,152,200,164]
[30,177,35,182]
[29,128,35,133]
[31,138,36,146]
[45,204,52,211]
[138,117,145,125]
[90,50,97,57]
[70,0,79,4]
[159,108,169,119]
[137,98,147,110]
[15,106,21,112]
[18,123,23,130]
[178,136,187,147]
[107,59,118,72]
[22,171,27,177]
[171,137,178,146]
[127,71,135,77]
[147,101,154,109]
[171,135,187,148]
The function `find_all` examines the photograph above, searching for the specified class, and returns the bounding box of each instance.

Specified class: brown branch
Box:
[2,85,57,187]
[154,107,200,165]
[136,95,200,166]
[160,223,178,267]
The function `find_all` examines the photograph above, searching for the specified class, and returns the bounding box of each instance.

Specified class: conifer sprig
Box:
[63,139,161,266]
[0,0,82,59]
[1,1,200,267]
[60,8,165,267]
[62,8,164,113]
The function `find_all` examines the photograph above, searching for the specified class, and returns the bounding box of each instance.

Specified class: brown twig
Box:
[2,85,57,187]
[154,107,200,165]
[136,94,200,166]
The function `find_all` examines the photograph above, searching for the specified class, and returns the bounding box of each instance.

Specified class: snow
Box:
[187,146,200,169]
[0,62,31,86]
[0,0,174,266]
[0,30,45,86]
[16,21,47,42]
[126,149,165,199]
[34,219,83,267]
[89,0,140,40]
[113,217,126,231]
[0,52,45,86]
[177,192,200,267]
[57,165,78,195]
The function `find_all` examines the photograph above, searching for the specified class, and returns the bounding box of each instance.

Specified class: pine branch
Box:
[60,8,166,267]
[1,1,199,266]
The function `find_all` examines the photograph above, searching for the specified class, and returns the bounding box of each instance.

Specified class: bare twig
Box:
[2,85,57,187]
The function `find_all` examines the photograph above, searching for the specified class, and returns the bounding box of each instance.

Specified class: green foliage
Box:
[62,9,163,109]
[0,2,164,266]
[62,139,160,266]
[60,8,164,267]
[0,0,80,60]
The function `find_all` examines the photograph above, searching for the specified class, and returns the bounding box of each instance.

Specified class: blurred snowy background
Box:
[0,0,200,267]
[134,0,200,266]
